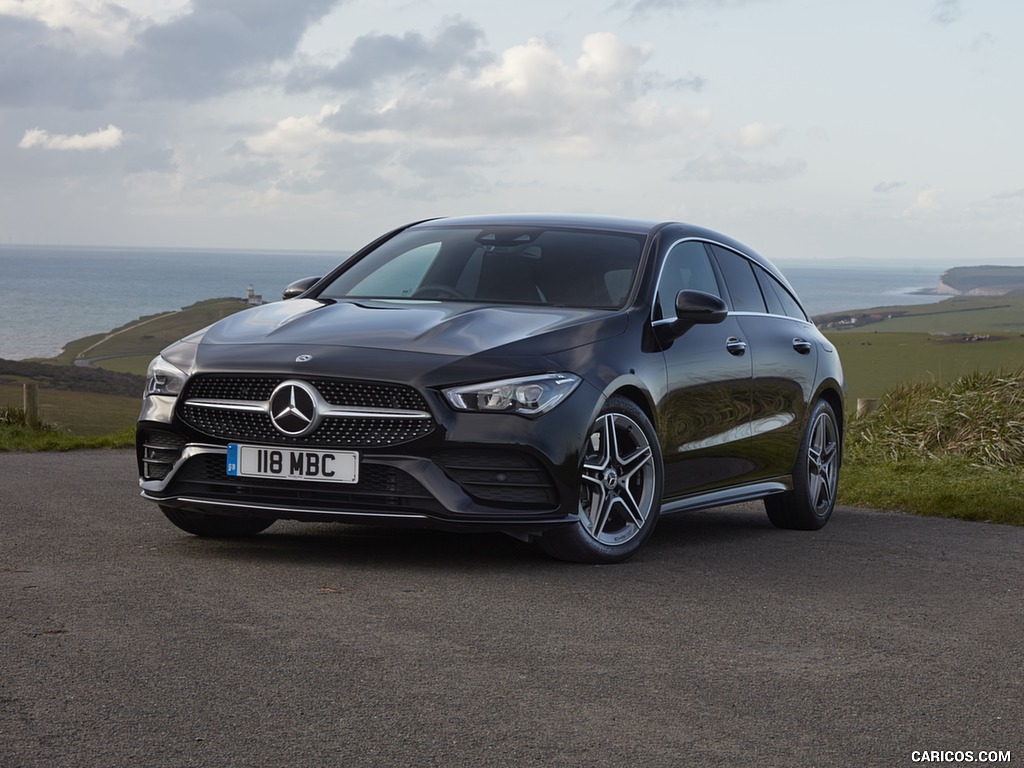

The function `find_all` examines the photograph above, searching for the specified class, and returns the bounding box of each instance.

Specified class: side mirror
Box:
[282,276,322,300]
[659,290,728,340]
[674,290,728,325]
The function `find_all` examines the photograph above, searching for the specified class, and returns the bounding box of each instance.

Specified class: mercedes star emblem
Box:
[268,381,320,436]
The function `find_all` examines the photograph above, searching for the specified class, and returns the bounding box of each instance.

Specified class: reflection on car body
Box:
[137,214,845,563]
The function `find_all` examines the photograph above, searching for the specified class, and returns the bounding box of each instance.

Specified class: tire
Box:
[765,398,840,530]
[160,505,275,537]
[539,397,664,564]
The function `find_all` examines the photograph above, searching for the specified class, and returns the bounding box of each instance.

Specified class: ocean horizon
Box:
[0,244,948,361]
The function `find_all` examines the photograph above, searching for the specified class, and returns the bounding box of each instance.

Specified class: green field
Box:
[816,291,1024,400]
[48,297,250,376]
[828,332,1024,400]
[1,297,249,438]
[0,384,140,436]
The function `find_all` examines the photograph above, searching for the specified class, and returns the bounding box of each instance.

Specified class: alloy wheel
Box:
[806,410,839,514]
[579,412,657,546]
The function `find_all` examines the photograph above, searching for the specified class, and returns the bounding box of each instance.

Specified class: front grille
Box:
[186,376,425,411]
[178,375,435,447]
[141,430,186,481]
[179,407,433,447]
[434,450,558,508]
[170,454,440,513]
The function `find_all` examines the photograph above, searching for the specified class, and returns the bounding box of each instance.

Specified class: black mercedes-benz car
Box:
[137,214,844,563]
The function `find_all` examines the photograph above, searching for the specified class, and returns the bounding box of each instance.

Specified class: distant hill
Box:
[934,265,1024,296]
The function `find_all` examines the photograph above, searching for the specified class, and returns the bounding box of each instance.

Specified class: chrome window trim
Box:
[650,234,814,328]
[728,310,816,327]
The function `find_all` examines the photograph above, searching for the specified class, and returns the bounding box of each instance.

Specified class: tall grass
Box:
[840,368,1024,525]
[848,370,1024,468]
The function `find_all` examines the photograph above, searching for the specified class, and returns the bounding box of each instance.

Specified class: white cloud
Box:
[325,32,692,152]
[904,188,942,217]
[737,122,785,149]
[245,105,342,156]
[18,124,124,151]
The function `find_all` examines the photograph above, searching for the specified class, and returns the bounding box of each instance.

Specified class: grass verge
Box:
[0,421,135,452]
[839,458,1024,526]
[839,369,1024,525]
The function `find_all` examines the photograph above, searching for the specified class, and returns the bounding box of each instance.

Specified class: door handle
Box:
[792,338,814,354]
[726,337,748,356]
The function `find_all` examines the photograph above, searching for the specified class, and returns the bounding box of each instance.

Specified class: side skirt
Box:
[660,478,792,516]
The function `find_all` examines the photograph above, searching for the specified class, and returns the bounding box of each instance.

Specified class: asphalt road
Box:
[2,450,1021,768]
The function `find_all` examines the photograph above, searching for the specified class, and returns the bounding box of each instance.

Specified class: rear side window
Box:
[753,264,808,321]
[710,245,766,313]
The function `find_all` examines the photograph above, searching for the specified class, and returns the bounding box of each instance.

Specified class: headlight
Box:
[143,331,204,398]
[145,355,189,397]
[443,374,581,417]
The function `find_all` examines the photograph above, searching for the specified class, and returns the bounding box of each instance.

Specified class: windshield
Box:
[318,225,645,309]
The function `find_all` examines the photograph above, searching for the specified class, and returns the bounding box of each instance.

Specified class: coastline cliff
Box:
[933,265,1024,296]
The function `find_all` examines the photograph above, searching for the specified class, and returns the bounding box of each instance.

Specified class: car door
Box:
[708,244,819,481]
[654,240,755,498]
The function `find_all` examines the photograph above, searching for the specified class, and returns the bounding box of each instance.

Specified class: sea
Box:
[0,244,948,361]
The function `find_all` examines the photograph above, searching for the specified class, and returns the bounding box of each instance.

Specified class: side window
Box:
[655,241,721,321]
[710,245,767,313]
[753,264,808,321]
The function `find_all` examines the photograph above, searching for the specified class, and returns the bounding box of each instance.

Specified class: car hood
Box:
[198,299,626,358]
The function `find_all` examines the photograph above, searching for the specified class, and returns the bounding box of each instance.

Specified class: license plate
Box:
[226,444,358,483]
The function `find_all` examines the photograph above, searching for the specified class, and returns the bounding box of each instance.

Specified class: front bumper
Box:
[138,434,580,532]
[136,372,602,532]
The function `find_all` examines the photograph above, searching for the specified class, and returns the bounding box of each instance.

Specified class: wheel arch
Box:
[605,384,658,431]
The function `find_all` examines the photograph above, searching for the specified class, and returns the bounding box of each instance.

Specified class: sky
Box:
[1,0,1022,265]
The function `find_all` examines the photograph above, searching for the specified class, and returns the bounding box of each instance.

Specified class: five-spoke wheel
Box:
[540,397,663,563]
[765,398,840,530]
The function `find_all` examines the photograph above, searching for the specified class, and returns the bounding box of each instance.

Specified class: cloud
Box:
[677,150,806,183]
[931,0,961,24]
[223,31,699,202]
[287,18,489,93]
[873,181,906,193]
[245,105,342,156]
[904,188,942,216]
[18,124,124,151]
[126,0,342,100]
[737,122,785,149]
[622,0,771,19]
[0,1,341,107]
[0,14,120,108]
[322,32,690,149]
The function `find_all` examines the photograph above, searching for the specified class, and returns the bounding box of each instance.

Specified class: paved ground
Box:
[1,449,1021,767]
